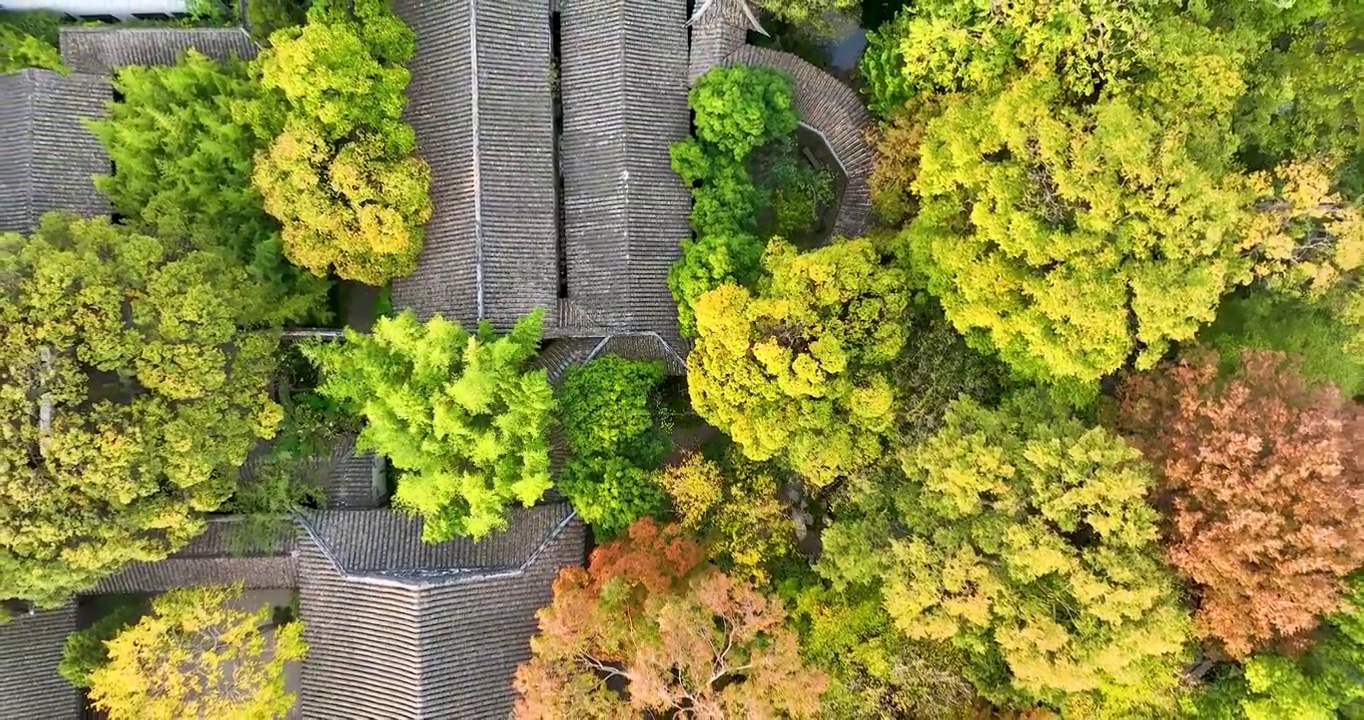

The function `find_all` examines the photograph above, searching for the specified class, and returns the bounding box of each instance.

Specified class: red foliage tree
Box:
[513,518,826,719]
[1114,349,1364,658]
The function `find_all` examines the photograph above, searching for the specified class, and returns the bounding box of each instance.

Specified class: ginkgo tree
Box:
[303,309,555,541]
[87,584,306,720]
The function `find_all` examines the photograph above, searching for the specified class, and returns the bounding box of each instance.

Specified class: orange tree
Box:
[1114,348,1364,658]
[513,518,826,718]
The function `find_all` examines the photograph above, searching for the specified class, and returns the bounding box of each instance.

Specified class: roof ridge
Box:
[469,0,486,320]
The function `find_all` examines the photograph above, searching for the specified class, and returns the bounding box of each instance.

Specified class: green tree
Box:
[555,356,670,537]
[688,64,798,161]
[88,50,329,325]
[247,0,308,43]
[1200,291,1364,399]
[657,451,795,585]
[756,0,858,25]
[304,310,554,540]
[0,214,281,606]
[906,70,1249,386]
[668,232,764,336]
[0,24,63,72]
[87,584,306,720]
[820,392,1192,715]
[252,0,431,285]
[689,238,909,487]
[893,306,1013,442]
[783,576,978,719]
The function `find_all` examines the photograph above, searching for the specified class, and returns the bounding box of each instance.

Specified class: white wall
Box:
[0,0,187,18]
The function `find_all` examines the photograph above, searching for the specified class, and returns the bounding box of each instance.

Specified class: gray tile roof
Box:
[58,27,259,74]
[390,0,560,333]
[721,45,874,237]
[0,603,82,720]
[687,0,750,83]
[0,70,110,234]
[559,0,692,339]
[295,504,584,719]
[89,516,298,595]
[297,504,574,582]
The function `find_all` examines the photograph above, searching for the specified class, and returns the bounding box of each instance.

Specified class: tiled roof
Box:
[390,0,559,332]
[559,0,691,339]
[687,0,749,83]
[721,45,875,237]
[295,505,584,719]
[0,70,109,234]
[297,504,574,582]
[0,603,82,720]
[89,516,298,595]
[58,27,259,74]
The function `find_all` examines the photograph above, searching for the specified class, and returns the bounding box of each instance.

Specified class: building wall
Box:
[0,0,185,18]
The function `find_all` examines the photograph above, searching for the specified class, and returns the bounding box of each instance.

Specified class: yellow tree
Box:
[688,238,909,487]
[88,584,306,720]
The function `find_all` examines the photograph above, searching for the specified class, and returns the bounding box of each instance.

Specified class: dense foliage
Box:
[689,238,909,486]
[1201,292,1364,398]
[246,0,308,42]
[784,578,977,719]
[822,392,1191,715]
[0,23,62,72]
[556,356,669,536]
[252,0,431,285]
[59,603,142,688]
[89,50,329,324]
[657,451,795,584]
[513,519,826,718]
[864,0,1364,389]
[1115,349,1364,658]
[1193,573,1364,719]
[668,232,764,335]
[87,584,306,720]
[0,214,281,606]
[304,310,553,540]
[669,64,803,335]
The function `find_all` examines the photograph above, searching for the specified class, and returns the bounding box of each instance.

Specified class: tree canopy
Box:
[555,356,669,537]
[867,0,1364,387]
[0,214,281,606]
[87,584,306,720]
[88,50,329,325]
[304,310,554,540]
[513,518,827,718]
[252,0,431,285]
[1114,349,1364,658]
[821,392,1191,715]
[689,238,909,486]
[0,23,62,72]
